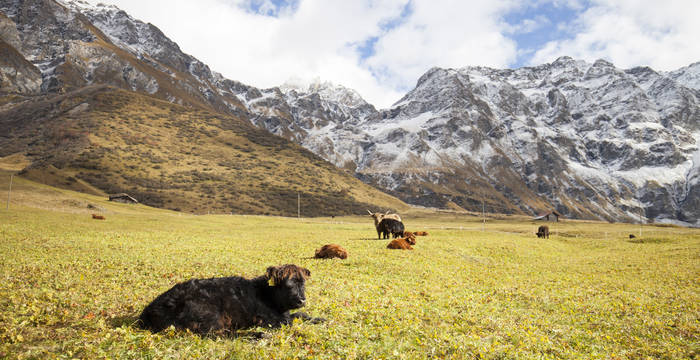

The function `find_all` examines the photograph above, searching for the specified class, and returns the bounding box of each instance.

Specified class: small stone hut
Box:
[533,210,562,222]
[109,193,138,204]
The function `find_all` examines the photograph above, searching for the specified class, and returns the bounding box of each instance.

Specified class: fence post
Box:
[6,174,13,210]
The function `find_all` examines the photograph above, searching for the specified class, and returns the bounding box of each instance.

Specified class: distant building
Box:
[533,210,562,222]
[109,193,138,204]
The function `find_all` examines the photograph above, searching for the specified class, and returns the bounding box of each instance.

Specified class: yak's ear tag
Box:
[268,278,275,287]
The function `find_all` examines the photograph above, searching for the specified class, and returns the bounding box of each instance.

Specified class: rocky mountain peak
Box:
[668,61,700,90]
[281,78,372,110]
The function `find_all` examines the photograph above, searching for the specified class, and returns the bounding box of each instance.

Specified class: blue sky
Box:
[237,0,590,69]
[356,1,413,60]
[104,0,700,107]
[239,0,299,17]
[503,2,587,68]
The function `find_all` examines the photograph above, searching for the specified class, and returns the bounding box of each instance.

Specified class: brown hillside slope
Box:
[0,86,407,215]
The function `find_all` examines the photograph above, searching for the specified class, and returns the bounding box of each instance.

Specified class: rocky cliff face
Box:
[0,0,251,115]
[1,0,697,225]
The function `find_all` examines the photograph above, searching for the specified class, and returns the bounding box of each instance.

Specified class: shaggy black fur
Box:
[138,264,325,336]
[377,218,405,239]
[536,225,549,239]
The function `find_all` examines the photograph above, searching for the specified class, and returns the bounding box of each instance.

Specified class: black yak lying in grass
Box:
[377,218,405,239]
[138,264,325,336]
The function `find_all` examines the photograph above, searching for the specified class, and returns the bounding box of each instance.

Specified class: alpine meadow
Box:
[1,0,699,359]
[0,172,698,359]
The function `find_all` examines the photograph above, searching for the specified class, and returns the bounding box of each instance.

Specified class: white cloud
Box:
[91,0,522,108]
[88,0,698,109]
[364,0,519,92]
[530,0,700,71]
[504,15,551,35]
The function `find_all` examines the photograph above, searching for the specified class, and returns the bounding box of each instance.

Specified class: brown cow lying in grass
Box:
[91,214,105,220]
[403,231,416,243]
[387,237,415,250]
[314,244,348,259]
[413,231,428,236]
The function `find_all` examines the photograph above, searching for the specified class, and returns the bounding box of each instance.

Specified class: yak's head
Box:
[265,264,311,311]
[367,210,385,226]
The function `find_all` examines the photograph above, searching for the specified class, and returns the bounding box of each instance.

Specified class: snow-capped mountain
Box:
[237,58,700,225]
[1,0,697,225]
[229,79,378,170]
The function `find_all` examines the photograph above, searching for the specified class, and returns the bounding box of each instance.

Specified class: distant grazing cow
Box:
[314,244,348,259]
[536,225,549,238]
[138,264,325,336]
[387,237,413,250]
[377,218,405,239]
[629,234,636,239]
[91,214,105,220]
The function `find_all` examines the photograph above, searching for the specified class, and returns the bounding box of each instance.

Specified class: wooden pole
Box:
[639,206,643,237]
[482,200,485,232]
[636,131,643,238]
[6,174,13,210]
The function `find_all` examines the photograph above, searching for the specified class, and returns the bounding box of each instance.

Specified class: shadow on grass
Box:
[109,314,140,329]
[107,314,276,340]
[628,237,668,244]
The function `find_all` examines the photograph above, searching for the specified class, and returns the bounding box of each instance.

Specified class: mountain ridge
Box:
[233,57,699,225]
[0,0,409,215]
[1,0,697,224]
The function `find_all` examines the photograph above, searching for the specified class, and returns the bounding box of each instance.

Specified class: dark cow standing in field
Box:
[536,225,549,238]
[377,218,405,239]
[138,264,325,336]
[368,210,402,239]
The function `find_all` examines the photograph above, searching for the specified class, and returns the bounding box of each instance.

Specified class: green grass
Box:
[0,195,699,358]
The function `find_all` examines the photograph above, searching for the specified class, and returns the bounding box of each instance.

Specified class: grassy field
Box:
[0,176,699,359]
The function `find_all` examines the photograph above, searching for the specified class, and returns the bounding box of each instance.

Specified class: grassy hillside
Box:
[0,174,698,359]
[0,86,407,215]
